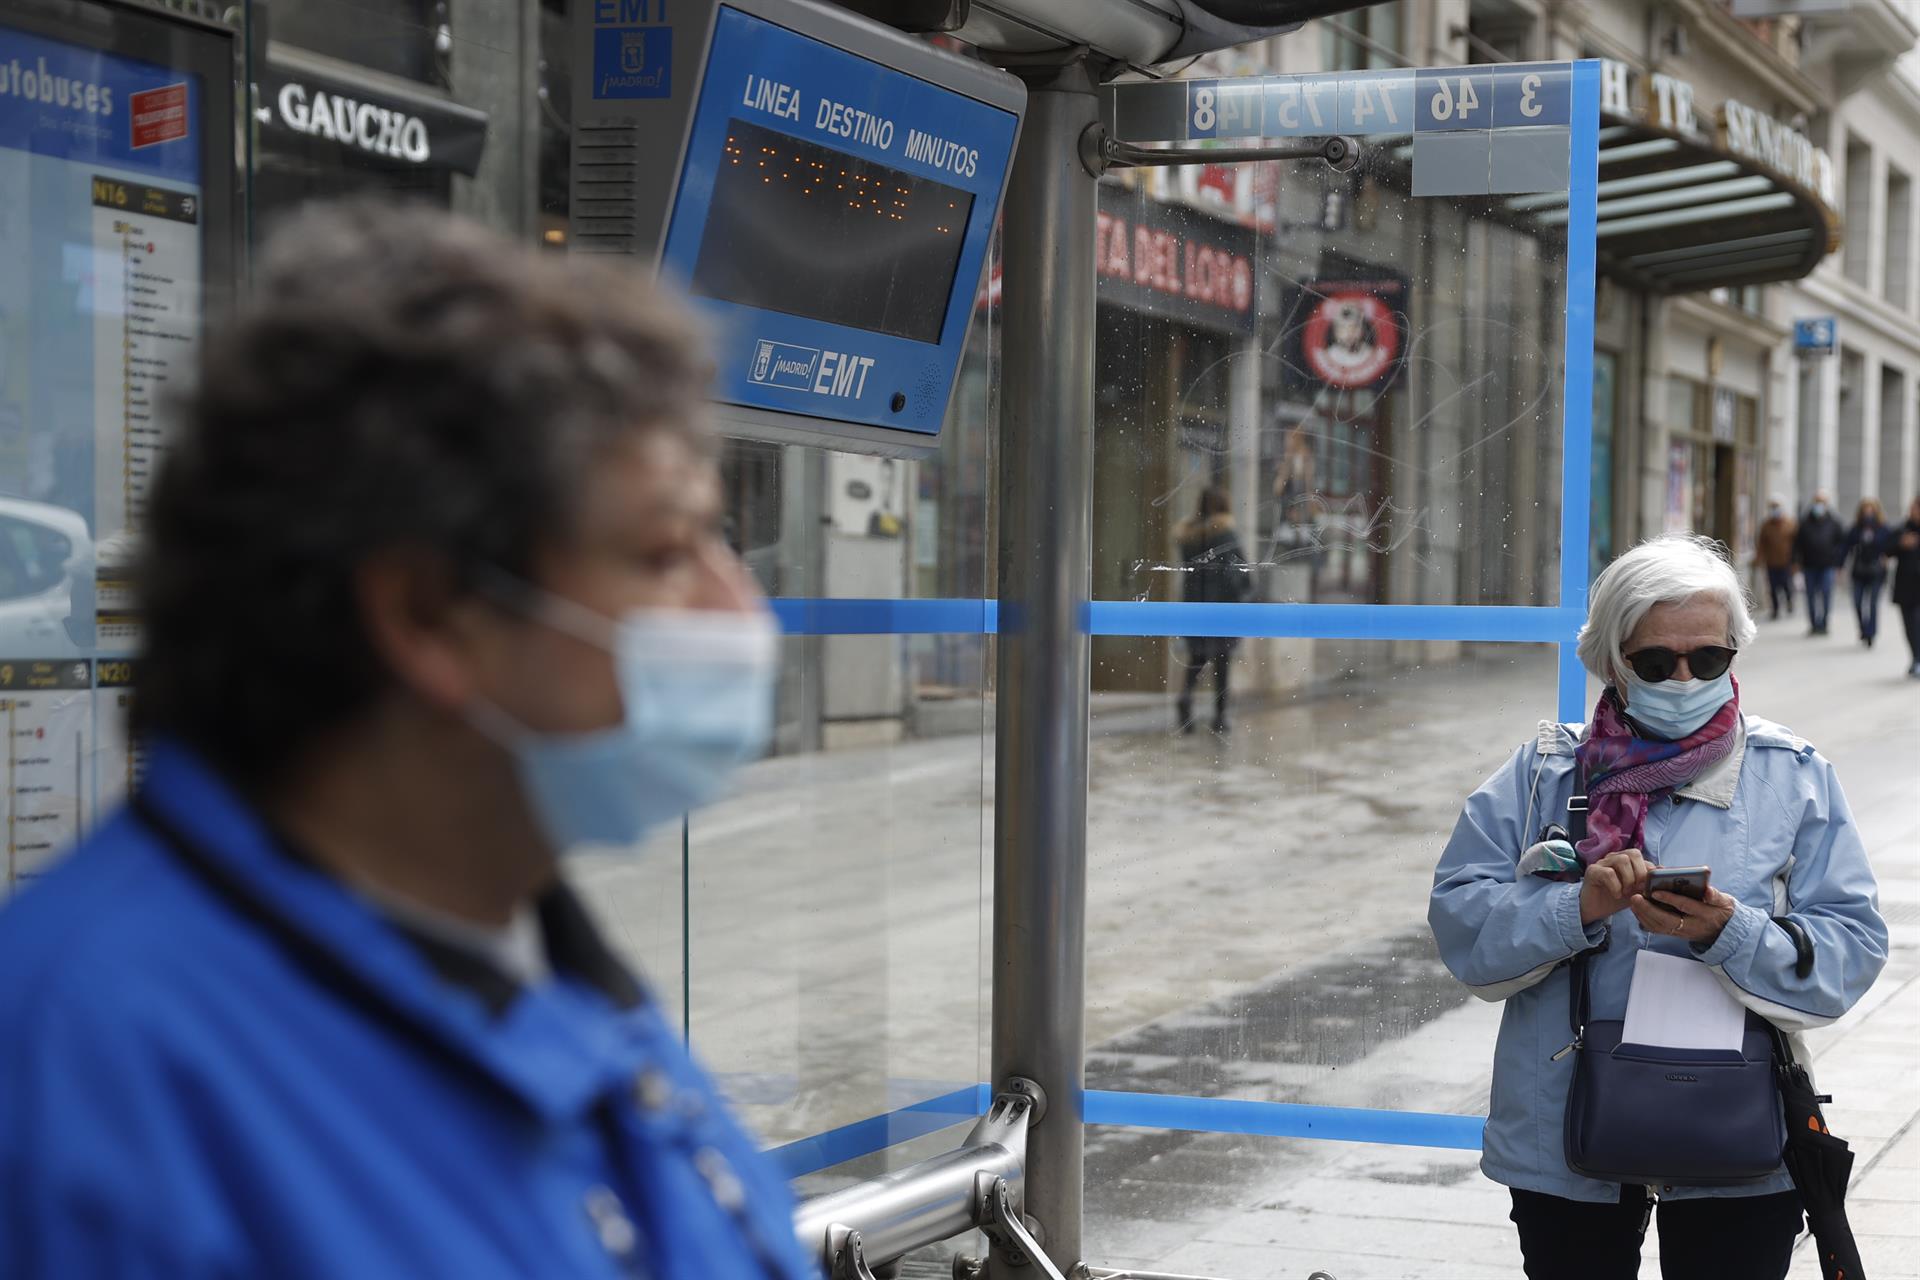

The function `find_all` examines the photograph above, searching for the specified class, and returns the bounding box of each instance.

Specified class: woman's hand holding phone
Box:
[1580,849,1652,924]
[1630,874,1737,945]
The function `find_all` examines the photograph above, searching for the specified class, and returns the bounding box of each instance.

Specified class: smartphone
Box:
[1645,865,1710,912]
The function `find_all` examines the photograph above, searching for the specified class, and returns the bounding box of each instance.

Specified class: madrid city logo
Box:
[749,340,820,390]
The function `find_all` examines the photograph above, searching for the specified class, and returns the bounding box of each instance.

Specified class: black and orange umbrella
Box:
[1774,1034,1867,1280]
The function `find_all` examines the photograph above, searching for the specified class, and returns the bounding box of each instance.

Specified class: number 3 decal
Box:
[1518,73,1542,119]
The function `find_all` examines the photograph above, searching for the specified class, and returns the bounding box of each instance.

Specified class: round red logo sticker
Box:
[1301,291,1400,389]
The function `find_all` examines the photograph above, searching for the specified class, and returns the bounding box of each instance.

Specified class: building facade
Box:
[11,0,1913,762]
[1407,0,1920,565]
[1784,36,1920,526]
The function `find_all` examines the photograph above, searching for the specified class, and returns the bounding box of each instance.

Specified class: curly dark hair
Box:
[133,200,712,786]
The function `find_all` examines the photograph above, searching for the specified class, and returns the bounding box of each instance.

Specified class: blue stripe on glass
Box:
[766,1086,1487,1179]
[770,597,997,635]
[770,598,1585,643]
[1556,60,1601,724]
[768,1084,989,1178]
[1085,1090,1485,1150]
[1089,602,1583,642]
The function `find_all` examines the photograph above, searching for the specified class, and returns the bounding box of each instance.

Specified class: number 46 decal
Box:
[1429,75,1480,121]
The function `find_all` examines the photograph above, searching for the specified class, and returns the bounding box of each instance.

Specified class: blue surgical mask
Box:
[1811,502,1828,517]
[1618,668,1734,741]
[469,589,779,854]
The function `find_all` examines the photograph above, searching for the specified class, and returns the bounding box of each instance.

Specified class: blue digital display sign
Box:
[660,6,1019,440]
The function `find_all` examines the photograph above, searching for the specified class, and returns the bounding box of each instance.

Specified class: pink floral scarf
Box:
[1570,678,1741,863]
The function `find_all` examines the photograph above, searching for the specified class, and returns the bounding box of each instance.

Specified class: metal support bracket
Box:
[827,1224,878,1280]
[795,1081,1045,1276]
[825,1224,906,1279]
[1003,1075,1049,1126]
[1079,123,1361,177]
[978,1176,1069,1280]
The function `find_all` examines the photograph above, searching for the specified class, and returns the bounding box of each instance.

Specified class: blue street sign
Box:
[1794,316,1836,355]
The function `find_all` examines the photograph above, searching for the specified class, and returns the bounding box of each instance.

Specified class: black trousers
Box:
[1766,567,1794,617]
[1509,1187,1802,1280]
[1177,651,1230,723]
[1903,601,1920,667]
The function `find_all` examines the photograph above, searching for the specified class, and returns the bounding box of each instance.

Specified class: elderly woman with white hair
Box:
[1429,534,1888,1280]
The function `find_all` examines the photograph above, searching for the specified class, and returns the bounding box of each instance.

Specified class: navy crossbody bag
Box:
[1557,769,1788,1186]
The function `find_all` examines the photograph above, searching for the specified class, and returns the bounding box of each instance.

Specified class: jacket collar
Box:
[135,740,652,1123]
[1675,715,1744,809]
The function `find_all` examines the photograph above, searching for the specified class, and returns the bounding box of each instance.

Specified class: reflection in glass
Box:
[685,636,990,1150]
[1093,166,1565,617]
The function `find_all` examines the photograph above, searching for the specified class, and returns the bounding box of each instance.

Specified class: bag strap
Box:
[1565,758,1590,845]
[1566,761,1595,1039]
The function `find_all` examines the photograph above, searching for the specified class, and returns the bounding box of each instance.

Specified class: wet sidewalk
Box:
[1118,917,1920,1279]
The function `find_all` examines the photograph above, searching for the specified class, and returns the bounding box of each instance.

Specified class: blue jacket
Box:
[0,742,821,1279]
[1428,715,1888,1202]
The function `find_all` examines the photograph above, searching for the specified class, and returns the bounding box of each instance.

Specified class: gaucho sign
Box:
[256,53,489,177]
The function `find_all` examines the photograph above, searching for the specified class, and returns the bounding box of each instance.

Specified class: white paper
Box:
[1620,949,1747,1050]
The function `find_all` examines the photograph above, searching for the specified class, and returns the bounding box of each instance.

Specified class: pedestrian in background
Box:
[1174,485,1251,735]
[1889,496,1920,678]
[0,204,814,1280]
[1842,497,1889,648]
[1754,496,1797,620]
[1793,489,1845,636]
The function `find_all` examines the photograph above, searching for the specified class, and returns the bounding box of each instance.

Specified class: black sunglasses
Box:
[1622,645,1737,683]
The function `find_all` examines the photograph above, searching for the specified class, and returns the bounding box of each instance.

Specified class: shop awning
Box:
[1505,117,1841,295]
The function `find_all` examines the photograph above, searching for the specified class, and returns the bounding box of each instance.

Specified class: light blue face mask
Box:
[469,586,779,854]
[1618,667,1734,741]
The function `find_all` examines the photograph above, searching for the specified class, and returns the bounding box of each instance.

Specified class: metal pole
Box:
[991,56,1097,1278]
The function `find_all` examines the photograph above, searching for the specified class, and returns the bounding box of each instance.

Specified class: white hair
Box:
[1575,534,1757,688]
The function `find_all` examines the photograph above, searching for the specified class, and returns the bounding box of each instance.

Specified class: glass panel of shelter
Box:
[1079,68,1585,1275]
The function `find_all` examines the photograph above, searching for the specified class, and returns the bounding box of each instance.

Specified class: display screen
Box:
[691,118,975,345]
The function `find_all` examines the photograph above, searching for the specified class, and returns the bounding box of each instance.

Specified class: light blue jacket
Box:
[1428,715,1888,1201]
